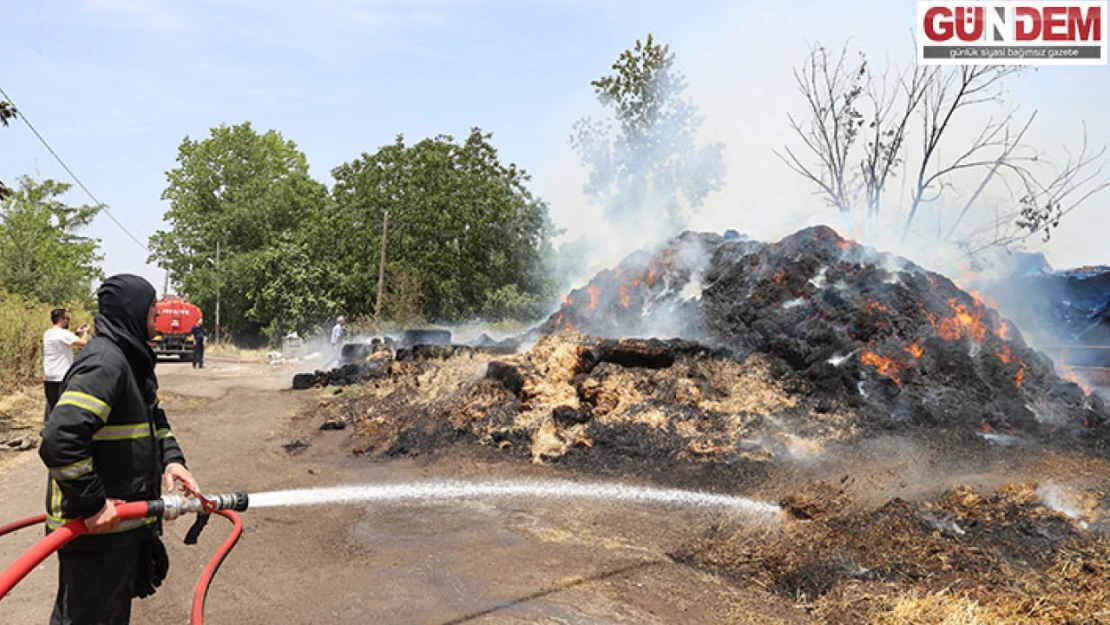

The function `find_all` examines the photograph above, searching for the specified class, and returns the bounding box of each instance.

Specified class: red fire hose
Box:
[0,502,152,598]
[0,513,47,538]
[190,509,242,625]
[0,501,243,624]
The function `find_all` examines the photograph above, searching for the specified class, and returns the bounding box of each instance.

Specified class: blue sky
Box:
[1,0,1107,293]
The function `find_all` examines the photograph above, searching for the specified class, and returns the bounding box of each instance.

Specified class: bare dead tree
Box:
[783,41,1109,254]
[859,59,930,226]
[900,65,1026,244]
[942,112,1036,242]
[776,43,866,215]
[960,124,1110,257]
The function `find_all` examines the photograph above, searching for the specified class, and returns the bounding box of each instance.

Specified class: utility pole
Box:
[215,240,221,344]
[374,210,389,325]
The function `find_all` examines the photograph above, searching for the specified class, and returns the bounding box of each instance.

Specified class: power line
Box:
[0,84,149,252]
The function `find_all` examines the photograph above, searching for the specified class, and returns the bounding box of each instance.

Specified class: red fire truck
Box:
[150,295,203,360]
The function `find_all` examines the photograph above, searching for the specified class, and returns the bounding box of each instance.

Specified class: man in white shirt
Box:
[330,316,346,367]
[42,308,89,422]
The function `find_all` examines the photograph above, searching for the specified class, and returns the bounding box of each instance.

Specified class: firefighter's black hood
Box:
[95,274,157,382]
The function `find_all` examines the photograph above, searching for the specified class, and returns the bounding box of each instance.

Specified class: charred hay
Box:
[678,481,1110,624]
[307,332,847,467]
[295,339,520,391]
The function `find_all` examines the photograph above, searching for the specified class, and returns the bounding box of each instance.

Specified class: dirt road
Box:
[0,361,782,624]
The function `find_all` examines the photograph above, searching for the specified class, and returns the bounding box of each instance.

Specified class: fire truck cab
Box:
[150,295,202,360]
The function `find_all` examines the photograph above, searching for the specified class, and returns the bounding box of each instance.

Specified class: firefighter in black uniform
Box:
[39,274,199,625]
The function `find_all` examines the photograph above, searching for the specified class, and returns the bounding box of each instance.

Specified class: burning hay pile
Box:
[542,225,1106,437]
[302,225,1106,468]
[680,480,1110,624]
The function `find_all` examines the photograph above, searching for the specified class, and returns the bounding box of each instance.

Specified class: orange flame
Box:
[926,299,992,343]
[936,317,962,341]
[773,268,786,287]
[864,300,888,315]
[904,341,925,359]
[586,285,599,310]
[861,350,909,386]
[948,299,988,342]
[618,284,630,308]
[996,344,1014,364]
[1060,360,1091,394]
[995,321,1010,340]
[639,251,676,288]
[836,240,852,250]
[996,343,1027,388]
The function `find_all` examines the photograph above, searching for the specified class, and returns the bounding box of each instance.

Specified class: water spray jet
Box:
[1,479,779,621]
[247,478,782,519]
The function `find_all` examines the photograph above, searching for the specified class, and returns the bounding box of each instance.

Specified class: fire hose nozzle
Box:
[156,491,250,521]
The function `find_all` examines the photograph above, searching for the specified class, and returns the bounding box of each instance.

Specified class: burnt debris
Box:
[292,342,394,389]
[292,329,520,390]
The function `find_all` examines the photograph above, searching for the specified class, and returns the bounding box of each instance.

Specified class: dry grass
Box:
[0,386,43,434]
[204,342,271,362]
[870,590,1007,625]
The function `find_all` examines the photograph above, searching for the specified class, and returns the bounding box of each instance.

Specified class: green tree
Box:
[571,34,726,231]
[236,232,343,341]
[328,128,557,323]
[149,122,331,341]
[0,176,103,305]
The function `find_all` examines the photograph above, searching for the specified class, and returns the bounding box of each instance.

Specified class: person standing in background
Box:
[191,319,205,369]
[330,316,346,366]
[43,308,89,422]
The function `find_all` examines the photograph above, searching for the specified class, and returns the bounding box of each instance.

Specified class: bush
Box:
[0,291,93,393]
[481,283,547,321]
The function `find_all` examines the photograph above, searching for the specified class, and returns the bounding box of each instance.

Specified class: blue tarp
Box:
[986,253,1110,346]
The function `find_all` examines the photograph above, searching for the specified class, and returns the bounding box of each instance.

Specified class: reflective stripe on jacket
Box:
[39,336,186,550]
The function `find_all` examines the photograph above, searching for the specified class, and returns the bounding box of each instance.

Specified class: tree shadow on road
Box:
[436,559,666,625]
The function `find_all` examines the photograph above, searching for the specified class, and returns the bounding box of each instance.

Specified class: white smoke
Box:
[535,2,1109,295]
[1037,482,1090,528]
